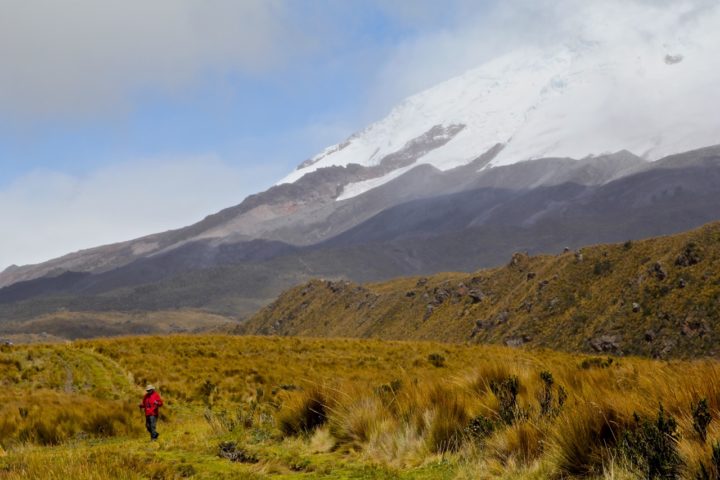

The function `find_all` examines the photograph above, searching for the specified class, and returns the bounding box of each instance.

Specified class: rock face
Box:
[589,335,621,353]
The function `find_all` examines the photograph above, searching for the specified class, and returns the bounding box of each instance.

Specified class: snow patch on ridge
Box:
[336,164,416,202]
[279,2,720,201]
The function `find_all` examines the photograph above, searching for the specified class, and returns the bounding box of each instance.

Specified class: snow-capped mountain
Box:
[282,16,719,200]
[3,2,720,331]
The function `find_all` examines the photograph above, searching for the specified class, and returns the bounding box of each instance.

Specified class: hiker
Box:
[139,384,164,440]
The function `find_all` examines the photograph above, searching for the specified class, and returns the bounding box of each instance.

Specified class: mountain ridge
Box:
[0,147,718,335]
[243,220,720,358]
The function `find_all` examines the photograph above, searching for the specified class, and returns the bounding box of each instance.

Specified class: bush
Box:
[619,405,681,479]
[593,260,613,276]
[538,371,567,417]
[198,379,218,407]
[539,371,554,416]
[580,357,614,369]
[693,397,712,443]
[490,375,520,425]
[696,441,720,480]
[465,414,495,440]
[428,353,446,368]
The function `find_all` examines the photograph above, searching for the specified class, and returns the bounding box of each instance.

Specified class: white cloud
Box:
[0,0,305,119]
[0,156,285,269]
[366,0,720,115]
[2,0,718,271]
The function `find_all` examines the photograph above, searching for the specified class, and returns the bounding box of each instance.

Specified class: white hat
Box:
[145,384,155,391]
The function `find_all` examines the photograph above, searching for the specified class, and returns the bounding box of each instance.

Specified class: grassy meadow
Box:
[2,335,720,479]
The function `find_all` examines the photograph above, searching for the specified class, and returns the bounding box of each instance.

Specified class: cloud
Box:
[0,0,306,119]
[0,156,286,269]
[1,0,718,271]
[366,0,720,114]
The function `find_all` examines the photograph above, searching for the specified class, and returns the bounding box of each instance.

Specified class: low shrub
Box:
[697,441,720,480]
[538,371,567,417]
[580,357,614,369]
[465,414,495,441]
[489,375,520,425]
[693,397,712,443]
[619,405,681,479]
[428,353,446,368]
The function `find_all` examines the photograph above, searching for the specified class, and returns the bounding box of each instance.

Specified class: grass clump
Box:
[426,387,469,453]
[278,386,330,437]
[550,400,629,477]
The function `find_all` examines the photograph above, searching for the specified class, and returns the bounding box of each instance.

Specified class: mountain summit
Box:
[283,35,719,200]
[1,3,720,329]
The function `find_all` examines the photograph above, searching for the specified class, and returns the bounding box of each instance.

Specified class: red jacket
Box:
[140,391,163,417]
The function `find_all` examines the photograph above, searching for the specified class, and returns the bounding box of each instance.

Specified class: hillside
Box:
[244,221,720,358]
[1,147,719,333]
[3,335,720,478]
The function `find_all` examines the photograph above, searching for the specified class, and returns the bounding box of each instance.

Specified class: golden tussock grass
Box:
[1,334,720,478]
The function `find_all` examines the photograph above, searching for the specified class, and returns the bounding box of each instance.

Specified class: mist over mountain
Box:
[1,1,719,336]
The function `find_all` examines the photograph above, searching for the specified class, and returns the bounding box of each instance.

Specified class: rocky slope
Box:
[244,221,720,358]
[1,4,719,329]
[0,146,719,328]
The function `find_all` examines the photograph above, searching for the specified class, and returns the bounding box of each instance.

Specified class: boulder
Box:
[681,317,710,337]
[431,287,450,306]
[675,242,702,267]
[496,310,510,324]
[649,262,667,281]
[589,335,620,353]
[504,335,532,347]
[468,289,484,303]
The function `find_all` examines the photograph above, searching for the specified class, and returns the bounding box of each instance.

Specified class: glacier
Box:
[280,3,720,200]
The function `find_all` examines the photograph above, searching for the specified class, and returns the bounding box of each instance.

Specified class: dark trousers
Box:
[145,415,159,440]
